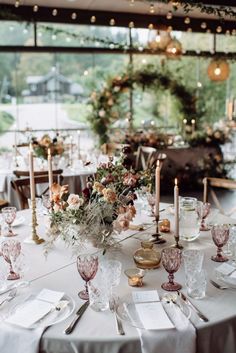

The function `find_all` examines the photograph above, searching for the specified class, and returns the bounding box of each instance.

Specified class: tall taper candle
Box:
[174,178,179,238]
[77,130,80,159]
[203,177,207,203]
[29,143,35,201]
[155,160,160,218]
[48,148,53,201]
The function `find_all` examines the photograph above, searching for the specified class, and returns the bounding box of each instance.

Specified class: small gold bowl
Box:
[124,268,146,287]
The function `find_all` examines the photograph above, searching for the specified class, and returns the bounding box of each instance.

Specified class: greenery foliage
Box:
[0,111,14,134]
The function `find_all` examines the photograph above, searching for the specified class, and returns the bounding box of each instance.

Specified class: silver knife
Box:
[178,291,209,322]
[64,300,89,334]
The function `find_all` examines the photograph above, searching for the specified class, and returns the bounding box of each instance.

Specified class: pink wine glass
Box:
[197,201,211,231]
[161,248,182,291]
[77,255,98,300]
[1,239,21,280]
[2,207,17,237]
[211,224,229,262]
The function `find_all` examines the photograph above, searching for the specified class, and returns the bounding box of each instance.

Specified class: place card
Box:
[135,302,175,330]
[215,263,236,276]
[132,290,160,303]
[6,289,64,329]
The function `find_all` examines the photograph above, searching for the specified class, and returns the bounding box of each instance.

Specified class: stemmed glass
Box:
[77,255,98,300]
[197,201,211,231]
[147,193,155,217]
[2,207,17,237]
[211,224,229,262]
[161,248,182,291]
[1,239,21,280]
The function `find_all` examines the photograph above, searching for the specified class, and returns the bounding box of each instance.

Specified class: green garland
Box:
[145,1,236,20]
[88,64,199,145]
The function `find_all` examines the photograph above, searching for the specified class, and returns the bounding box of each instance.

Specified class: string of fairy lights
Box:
[9,0,236,35]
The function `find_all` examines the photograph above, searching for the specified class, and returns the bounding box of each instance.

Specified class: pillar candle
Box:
[48,148,53,201]
[174,178,179,238]
[77,130,80,159]
[29,143,35,201]
[155,160,160,218]
[203,178,207,203]
[191,119,196,134]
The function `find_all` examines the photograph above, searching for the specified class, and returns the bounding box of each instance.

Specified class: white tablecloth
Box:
[0,205,236,353]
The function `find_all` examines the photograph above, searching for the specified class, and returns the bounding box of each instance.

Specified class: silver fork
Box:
[210,279,229,290]
[109,297,125,335]
[0,289,17,306]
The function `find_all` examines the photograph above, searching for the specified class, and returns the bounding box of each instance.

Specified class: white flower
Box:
[98,109,106,117]
[67,194,84,207]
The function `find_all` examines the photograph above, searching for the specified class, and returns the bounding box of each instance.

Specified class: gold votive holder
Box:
[159,219,170,233]
[124,268,146,287]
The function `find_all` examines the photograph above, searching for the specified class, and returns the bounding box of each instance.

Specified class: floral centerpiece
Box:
[32,134,64,160]
[48,156,146,252]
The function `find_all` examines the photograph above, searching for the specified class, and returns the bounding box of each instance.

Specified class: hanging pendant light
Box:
[148,30,172,51]
[166,37,182,58]
[207,59,230,81]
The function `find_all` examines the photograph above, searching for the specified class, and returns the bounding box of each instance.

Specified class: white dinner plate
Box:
[12,216,25,227]
[7,293,75,329]
[116,295,190,330]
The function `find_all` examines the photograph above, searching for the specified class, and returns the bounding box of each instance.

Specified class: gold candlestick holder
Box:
[173,233,183,249]
[151,214,166,244]
[31,199,45,244]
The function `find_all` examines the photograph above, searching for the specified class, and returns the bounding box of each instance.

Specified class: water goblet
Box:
[1,239,21,280]
[211,224,229,262]
[2,207,17,237]
[197,201,211,231]
[161,248,182,291]
[100,259,122,296]
[147,193,155,216]
[77,255,98,300]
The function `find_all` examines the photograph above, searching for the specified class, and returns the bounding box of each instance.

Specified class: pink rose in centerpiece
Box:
[123,172,139,187]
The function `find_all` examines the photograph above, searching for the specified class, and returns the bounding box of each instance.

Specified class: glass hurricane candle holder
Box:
[124,268,146,287]
[197,201,211,231]
[211,224,229,262]
[2,207,17,237]
[161,248,182,291]
[77,255,98,300]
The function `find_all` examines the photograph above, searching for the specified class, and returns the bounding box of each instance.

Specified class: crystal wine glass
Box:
[147,193,155,216]
[161,248,182,291]
[1,239,21,280]
[2,207,17,237]
[197,201,211,231]
[211,224,229,262]
[77,255,98,300]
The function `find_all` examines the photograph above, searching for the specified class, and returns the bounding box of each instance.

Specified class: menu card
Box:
[216,263,236,276]
[6,289,64,329]
[132,291,174,330]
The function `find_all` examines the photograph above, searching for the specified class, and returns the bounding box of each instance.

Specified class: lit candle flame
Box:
[175,178,178,186]
[157,160,160,167]
[29,143,33,152]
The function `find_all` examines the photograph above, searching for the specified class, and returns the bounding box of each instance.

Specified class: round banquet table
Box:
[0,204,236,353]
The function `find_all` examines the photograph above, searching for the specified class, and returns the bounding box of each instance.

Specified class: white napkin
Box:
[0,289,64,353]
[137,298,196,353]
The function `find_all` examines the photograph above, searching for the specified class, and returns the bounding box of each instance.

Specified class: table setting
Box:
[0,151,236,353]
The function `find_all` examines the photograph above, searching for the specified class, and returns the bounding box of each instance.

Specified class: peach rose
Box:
[102,188,117,203]
[93,182,105,194]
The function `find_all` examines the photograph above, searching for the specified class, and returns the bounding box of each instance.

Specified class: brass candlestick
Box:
[31,199,45,244]
[173,233,183,249]
[151,214,166,244]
